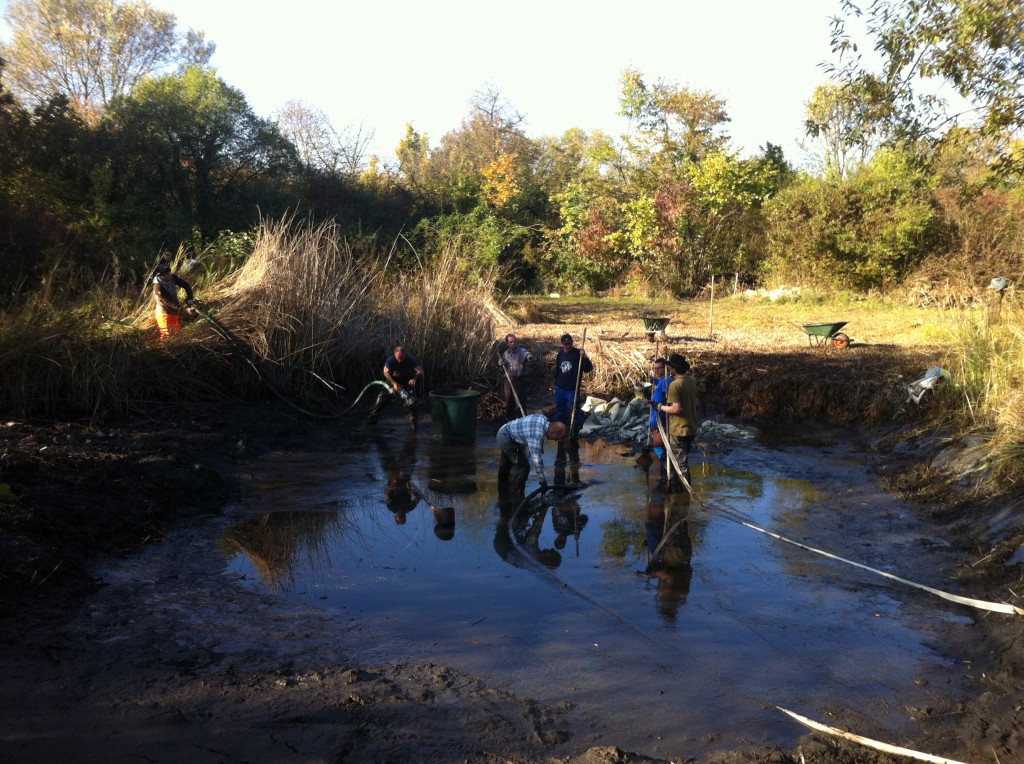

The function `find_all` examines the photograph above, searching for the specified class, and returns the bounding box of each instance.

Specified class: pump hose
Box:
[507,486,665,646]
[189,302,390,421]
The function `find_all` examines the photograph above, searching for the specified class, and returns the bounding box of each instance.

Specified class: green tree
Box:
[829,0,1024,147]
[1,51,111,298]
[103,66,298,258]
[536,129,628,291]
[1,0,214,123]
[765,146,942,291]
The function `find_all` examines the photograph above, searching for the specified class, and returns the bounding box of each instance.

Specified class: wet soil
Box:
[1,331,1023,763]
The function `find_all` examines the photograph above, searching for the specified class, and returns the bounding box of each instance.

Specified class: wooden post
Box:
[709,274,715,340]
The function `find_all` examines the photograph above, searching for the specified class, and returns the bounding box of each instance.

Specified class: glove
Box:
[497,360,506,369]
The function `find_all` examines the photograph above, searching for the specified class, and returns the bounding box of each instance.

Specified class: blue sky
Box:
[3,0,850,166]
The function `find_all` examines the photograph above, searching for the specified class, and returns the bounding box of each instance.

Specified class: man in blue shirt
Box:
[496,413,566,497]
[649,357,673,461]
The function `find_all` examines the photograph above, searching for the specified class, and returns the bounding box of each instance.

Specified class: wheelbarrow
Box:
[640,316,670,341]
[795,321,851,349]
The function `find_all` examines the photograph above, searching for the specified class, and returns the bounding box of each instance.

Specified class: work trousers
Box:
[496,425,531,497]
[368,387,417,428]
[502,376,527,420]
[666,434,694,492]
[155,310,181,340]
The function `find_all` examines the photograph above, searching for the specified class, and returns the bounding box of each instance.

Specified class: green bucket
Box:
[429,388,481,443]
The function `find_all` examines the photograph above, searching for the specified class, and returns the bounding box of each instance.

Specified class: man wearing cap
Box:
[655,354,698,491]
[496,413,567,497]
[553,333,592,485]
[152,255,196,340]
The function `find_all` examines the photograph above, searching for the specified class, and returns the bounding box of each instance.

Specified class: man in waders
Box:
[553,333,592,485]
[656,354,698,492]
[152,256,196,340]
[368,345,424,429]
[496,413,566,497]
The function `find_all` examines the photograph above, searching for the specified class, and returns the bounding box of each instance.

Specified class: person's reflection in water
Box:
[645,491,693,622]
[375,432,419,525]
[552,501,588,553]
[493,494,562,570]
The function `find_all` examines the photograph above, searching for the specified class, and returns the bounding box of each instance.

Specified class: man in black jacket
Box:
[553,333,592,485]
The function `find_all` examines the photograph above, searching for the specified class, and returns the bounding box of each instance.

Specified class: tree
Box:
[619,67,730,183]
[829,0,1024,147]
[274,99,373,177]
[765,147,942,291]
[803,81,888,177]
[1,0,214,123]
[103,66,298,254]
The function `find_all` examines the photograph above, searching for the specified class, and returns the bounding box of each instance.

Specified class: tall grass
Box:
[0,292,186,421]
[945,300,1024,487]
[0,217,501,421]
[214,217,498,398]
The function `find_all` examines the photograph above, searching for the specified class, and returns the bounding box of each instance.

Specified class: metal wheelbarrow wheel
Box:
[832,332,850,349]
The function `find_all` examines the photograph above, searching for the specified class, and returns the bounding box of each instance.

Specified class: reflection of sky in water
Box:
[224,429,971,758]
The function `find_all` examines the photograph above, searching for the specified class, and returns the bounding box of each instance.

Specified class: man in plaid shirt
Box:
[496,414,567,496]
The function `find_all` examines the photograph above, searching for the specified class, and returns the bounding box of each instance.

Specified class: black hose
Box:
[191,302,386,421]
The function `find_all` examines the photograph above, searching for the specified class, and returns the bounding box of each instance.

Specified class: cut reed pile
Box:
[207,218,500,401]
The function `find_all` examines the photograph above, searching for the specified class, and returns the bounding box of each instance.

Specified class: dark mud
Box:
[1,345,1022,763]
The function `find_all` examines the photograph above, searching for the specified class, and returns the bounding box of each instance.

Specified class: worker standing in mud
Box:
[649,357,673,463]
[656,354,698,491]
[496,414,566,497]
[498,333,532,421]
[553,333,592,486]
[368,345,424,429]
[152,254,196,340]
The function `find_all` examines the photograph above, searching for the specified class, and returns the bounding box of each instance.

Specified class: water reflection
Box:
[643,491,693,623]
[221,510,343,590]
[375,431,420,525]
[492,490,592,572]
[427,441,479,495]
[551,501,588,555]
[223,435,963,758]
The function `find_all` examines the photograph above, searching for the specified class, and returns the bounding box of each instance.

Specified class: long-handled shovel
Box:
[568,327,588,436]
[562,328,589,487]
[497,350,527,418]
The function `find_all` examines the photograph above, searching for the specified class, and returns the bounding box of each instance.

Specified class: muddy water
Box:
[223,419,974,759]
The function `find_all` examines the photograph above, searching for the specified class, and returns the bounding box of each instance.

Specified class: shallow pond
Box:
[223,416,973,759]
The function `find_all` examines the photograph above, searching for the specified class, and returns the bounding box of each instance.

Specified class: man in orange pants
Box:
[152,258,196,340]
